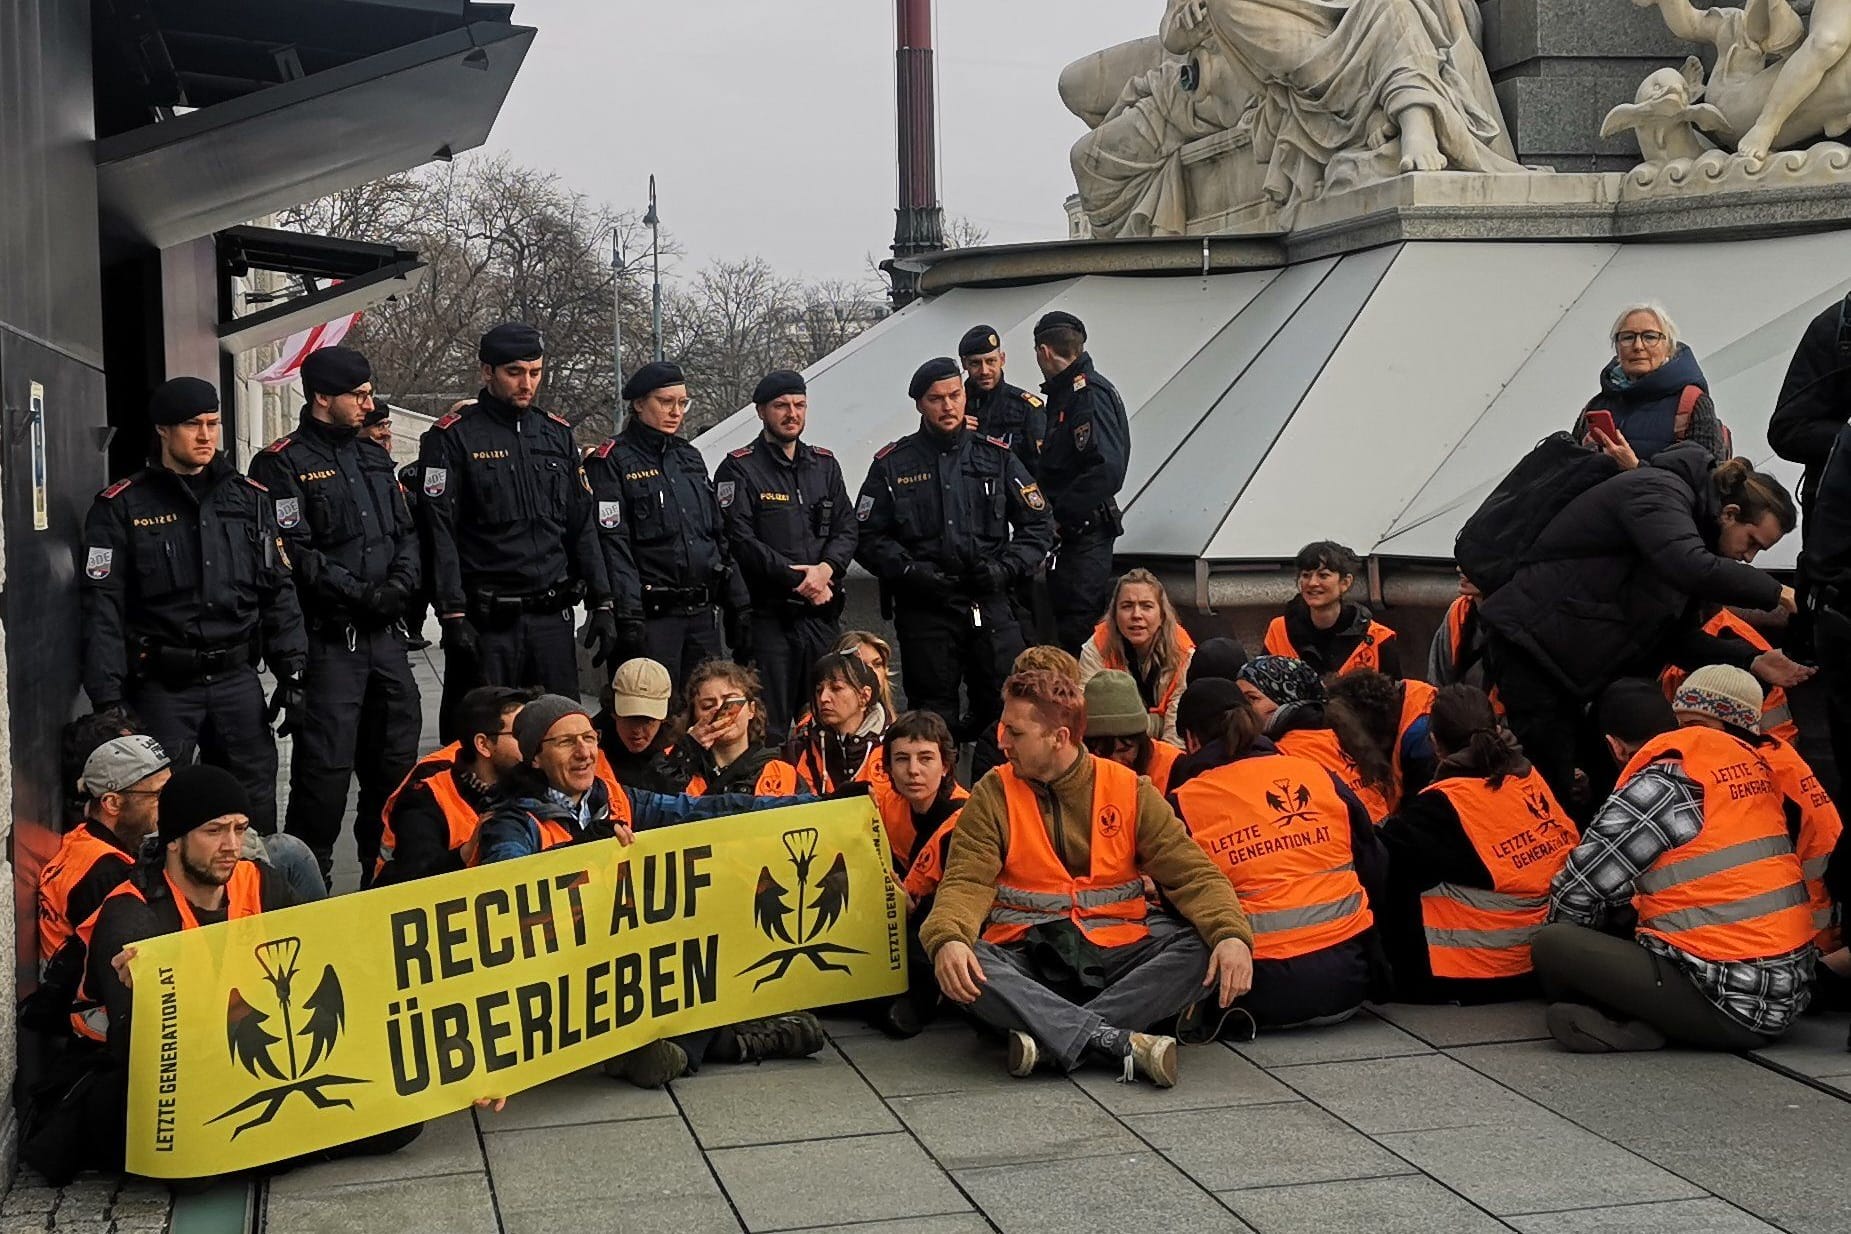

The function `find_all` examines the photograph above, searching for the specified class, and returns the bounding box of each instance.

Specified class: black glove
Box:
[903,562,957,601]
[964,560,1011,597]
[725,607,753,656]
[267,677,307,739]
[441,616,481,662]
[580,608,621,667]
[362,580,409,623]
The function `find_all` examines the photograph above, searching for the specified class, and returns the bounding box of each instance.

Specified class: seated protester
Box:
[922,670,1255,1088]
[1536,672,1816,1051]
[1376,686,1579,1004]
[789,652,891,793]
[874,710,970,1037]
[592,658,677,793]
[1659,608,1798,744]
[1078,568,1195,744]
[668,660,802,797]
[1187,636,1249,686]
[1167,677,1249,793]
[1428,573,1495,697]
[1240,656,1395,822]
[1172,692,1388,1035]
[374,687,533,886]
[1083,671,1182,795]
[31,736,171,1043]
[1014,643,1082,683]
[1264,541,1400,678]
[74,767,421,1180]
[1327,669,1438,812]
[59,709,139,828]
[475,695,825,1086]
[834,629,899,719]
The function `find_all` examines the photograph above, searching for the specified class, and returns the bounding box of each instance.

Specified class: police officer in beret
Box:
[1033,311,1131,654]
[959,324,1045,477]
[249,347,421,886]
[855,358,1055,775]
[714,370,858,738]
[417,323,620,735]
[357,397,396,454]
[80,377,307,835]
[585,361,749,684]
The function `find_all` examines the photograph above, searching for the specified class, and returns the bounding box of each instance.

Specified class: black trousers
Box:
[1531,922,1771,1050]
[895,596,1025,780]
[749,608,842,741]
[285,626,421,881]
[1486,635,1604,819]
[1049,529,1117,655]
[441,608,581,742]
[644,604,724,686]
[1811,608,1851,802]
[133,667,278,834]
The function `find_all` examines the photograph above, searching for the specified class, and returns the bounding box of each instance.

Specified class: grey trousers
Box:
[968,914,1210,1070]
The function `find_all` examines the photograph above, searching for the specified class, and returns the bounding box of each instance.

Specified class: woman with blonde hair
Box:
[1078,568,1194,744]
[834,630,897,719]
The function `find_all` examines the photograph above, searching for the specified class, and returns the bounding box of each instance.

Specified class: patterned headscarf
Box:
[1238,656,1327,707]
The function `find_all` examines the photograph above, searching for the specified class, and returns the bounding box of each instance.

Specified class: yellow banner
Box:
[125,798,906,1177]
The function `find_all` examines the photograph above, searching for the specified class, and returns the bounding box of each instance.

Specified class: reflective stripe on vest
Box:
[1758,735,1843,947]
[1092,621,1196,724]
[983,757,1148,947]
[1275,729,1389,823]
[1173,752,1372,960]
[1620,728,1814,963]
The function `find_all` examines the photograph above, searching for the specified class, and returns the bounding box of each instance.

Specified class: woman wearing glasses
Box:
[1082,670,1182,794]
[1571,303,1730,471]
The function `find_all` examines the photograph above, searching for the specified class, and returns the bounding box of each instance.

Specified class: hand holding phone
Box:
[1584,409,1617,442]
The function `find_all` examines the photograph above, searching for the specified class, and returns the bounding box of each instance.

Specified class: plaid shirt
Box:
[1549,759,1813,1036]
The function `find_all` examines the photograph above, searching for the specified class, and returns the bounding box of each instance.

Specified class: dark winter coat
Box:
[1572,343,1726,464]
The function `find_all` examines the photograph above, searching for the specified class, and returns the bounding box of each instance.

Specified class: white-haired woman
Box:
[1571,302,1729,471]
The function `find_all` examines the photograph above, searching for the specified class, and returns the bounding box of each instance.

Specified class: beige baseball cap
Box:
[612,658,673,719]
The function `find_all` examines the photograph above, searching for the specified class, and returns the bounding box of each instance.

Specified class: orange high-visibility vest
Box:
[1264,616,1396,675]
[1142,740,1182,796]
[1619,727,1814,963]
[38,823,135,1042]
[1658,611,1796,743]
[897,787,972,901]
[983,757,1148,947]
[1758,735,1842,947]
[1091,621,1196,727]
[1442,597,1503,715]
[1173,751,1373,960]
[376,742,480,879]
[1276,728,1390,823]
[103,862,265,926]
[872,774,967,867]
[685,758,801,799]
[1385,679,1439,812]
[796,737,889,795]
[1419,769,1579,979]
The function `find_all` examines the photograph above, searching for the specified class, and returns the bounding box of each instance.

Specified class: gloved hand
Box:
[267,677,307,739]
[964,560,1011,597]
[363,580,409,623]
[724,606,753,656]
[441,615,481,662]
[903,562,957,601]
[580,608,621,667]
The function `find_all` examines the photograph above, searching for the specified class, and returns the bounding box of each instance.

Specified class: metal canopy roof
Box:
[696,232,1851,573]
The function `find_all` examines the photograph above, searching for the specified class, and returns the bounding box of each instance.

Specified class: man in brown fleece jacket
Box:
[921,670,1254,1086]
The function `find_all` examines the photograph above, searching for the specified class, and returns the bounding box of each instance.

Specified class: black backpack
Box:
[1455,432,1621,596]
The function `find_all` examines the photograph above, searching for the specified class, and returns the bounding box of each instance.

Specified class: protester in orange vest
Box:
[1079,568,1196,743]
[834,628,898,718]
[1166,678,1249,792]
[1377,686,1579,1003]
[1752,710,1845,988]
[372,686,533,886]
[1327,669,1438,812]
[1659,608,1799,743]
[589,657,678,793]
[1428,574,1493,691]
[666,660,801,798]
[1240,656,1395,822]
[1082,671,1182,794]
[1537,673,1817,1051]
[789,652,891,793]
[1172,691,1387,1037]
[921,670,1253,1087]
[1263,541,1400,677]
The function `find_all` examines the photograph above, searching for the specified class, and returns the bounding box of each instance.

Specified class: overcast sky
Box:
[485,0,1158,284]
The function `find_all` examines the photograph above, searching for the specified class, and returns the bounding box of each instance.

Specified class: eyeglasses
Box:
[1614,331,1667,347]
[542,733,600,751]
[1085,735,1142,754]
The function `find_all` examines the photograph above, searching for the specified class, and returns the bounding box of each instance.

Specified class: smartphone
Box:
[714,696,748,719]
[1584,409,1617,441]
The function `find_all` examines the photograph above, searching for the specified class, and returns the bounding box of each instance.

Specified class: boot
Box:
[725,1013,826,1064]
[602,1039,688,1088]
[1544,1003,1667,1053]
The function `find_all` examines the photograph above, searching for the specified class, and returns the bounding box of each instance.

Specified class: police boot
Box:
[717,1013,826,1064]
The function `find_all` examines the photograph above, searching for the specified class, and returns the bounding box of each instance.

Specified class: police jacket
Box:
[585,418,745,618]
[80,455,306,705]
[714,435,857,610]
[1037,353,1130,534]
[852,422,1055,595]
[415,391,611,617]
[249,411,418,626]
[1769,296,1851,525]
[967,378,1046,476]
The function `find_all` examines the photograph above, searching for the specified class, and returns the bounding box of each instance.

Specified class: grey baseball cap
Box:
[79,735,171,796]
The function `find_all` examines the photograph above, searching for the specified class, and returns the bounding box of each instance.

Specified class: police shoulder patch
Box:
[99,477,134,500]
[85,547,113,580]
[873,439,901,460]
[423,467,448,497]
[592,439,617,460]
[1072,373,1088,391]
[717,480,737,508]
[1017,481,1048,512]
[244,477,269,493]
[1073,419,1093,450]
[729,444,754,458]
[433,411,462,430]
[263,436,293,454]
[1023,391,1045,408]
[983,434,1011,450]
[275,497,301,529]
[856,494,875,522]
[547,412,572,429]
[811,444,834,458]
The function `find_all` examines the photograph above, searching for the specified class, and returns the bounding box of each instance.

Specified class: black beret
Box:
[622,361,687,402]
[958,325,1003,358]
[909,356,962,400]
[752,370,806,405]
[363,397,392,427]
[478,322,545,366]
[148,377,219,426]
[300,346,372,397]
[1033,311,1087,342]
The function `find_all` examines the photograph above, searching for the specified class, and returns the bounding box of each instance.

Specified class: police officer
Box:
[855,357,1055,775]
[249,347,421,885]
[396,454,432,648]
[586,361,748,684]
[417,323,619,735]
[357,397,396,454]
[959,324,1045,476]
[714,370,858,737]
[79,377,306,835]
[1033,311,1131,654]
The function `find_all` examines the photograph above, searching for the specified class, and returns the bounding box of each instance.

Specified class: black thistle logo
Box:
[1263,779,1316,828]
[739,827,866,990]
[209,937,366,1136]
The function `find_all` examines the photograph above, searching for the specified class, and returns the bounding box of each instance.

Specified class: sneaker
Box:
[602,1038,688,1087]
[730,1013,826,1064]
[1006,1030,1041,1077]
[1545,1003,1667,1054]
[1125,1032,1179,1087]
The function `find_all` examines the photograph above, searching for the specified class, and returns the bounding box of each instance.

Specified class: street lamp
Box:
[611,230,625,399]
[642,174,663,362]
